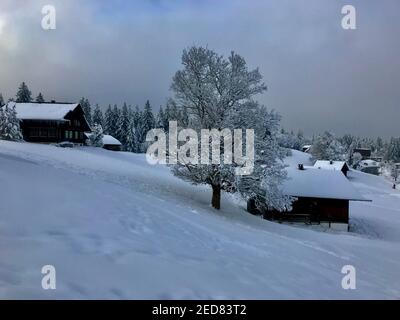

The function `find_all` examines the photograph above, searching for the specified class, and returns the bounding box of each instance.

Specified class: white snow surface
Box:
[5,102,78,121]
[0,142,399,299]
[314,160,348,171]
[283,166,366,201]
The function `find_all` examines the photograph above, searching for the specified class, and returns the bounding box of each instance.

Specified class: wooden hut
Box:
[248,165,369,231]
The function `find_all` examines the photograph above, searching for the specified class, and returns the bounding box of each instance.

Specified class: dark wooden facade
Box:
[103,144,122,151]
[353,148,371,160]
[248,197,349,225]
[20,105,90,144]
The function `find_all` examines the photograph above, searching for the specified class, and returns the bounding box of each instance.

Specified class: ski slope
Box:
[0,141,399,299]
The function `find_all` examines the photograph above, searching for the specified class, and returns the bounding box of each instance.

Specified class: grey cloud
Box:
[0,0,399,138]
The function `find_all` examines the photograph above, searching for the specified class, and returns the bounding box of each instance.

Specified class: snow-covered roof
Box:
[283,166,366,201]
[313,160,348,171]
[359,159,379,167]
[102,135,121,145]
[84,133,122,146]
[5,102,79,121]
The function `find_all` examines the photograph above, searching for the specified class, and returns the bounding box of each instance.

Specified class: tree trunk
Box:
[211,184,221,210]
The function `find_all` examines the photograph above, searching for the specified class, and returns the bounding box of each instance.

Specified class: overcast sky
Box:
[0,0,399,138]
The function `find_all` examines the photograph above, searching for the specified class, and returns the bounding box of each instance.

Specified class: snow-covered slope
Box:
[0,141,399,299]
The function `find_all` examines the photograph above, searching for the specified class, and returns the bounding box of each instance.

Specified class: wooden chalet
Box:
[353,148,371,160]
[5,101,91,144]
[248,165,369,231]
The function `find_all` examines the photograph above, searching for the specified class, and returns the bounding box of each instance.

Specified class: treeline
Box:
[1,82,399,163]
[278,129,400,164]
[81,98,189,152]
[0,82,190,152]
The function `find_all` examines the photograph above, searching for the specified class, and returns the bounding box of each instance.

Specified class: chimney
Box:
[298,164,304,170]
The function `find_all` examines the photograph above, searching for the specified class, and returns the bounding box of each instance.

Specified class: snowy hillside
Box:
[0,141,399,299]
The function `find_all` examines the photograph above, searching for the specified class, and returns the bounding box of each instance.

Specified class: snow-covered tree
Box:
[310,131,346,161]
[104,105,113,135]
[156,107,166,129]
[376,137,384,153]
[385,138,400,162]
[138,100,155,152]
[16,82,32,102]
[235,104,293,212]
[352,152,363,169]
[0,93,4,106]
[111,104,121,137]
[35,93,45,103]
[88,124,104,147]
[116,102,130,148]
[133,105,141,128]
[92,104,104,128]
[79,97,92,127]
[126,119,139,153]
[278,129,304,151]
[0,104,23,141]
[169,46,291,210]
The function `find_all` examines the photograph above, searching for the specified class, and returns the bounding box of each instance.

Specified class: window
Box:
[75,131,79,139]
[65,130,73,139]
[30,128,40,137]
[74,120,81,127]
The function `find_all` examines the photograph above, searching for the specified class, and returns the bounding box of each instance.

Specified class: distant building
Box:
[302,145,312,153]
[3,101,91,144]
[358,159,380,176]
[353,148,371,160]
[313,160,350,177]
[84,133,122,151]
[370,156,383,162]
[247,165,369,231]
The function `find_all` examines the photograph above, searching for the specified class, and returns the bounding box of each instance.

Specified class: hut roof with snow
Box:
[313,160,350,176]
[283,166,366,201]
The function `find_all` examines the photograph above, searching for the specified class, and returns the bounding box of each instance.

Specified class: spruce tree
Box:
[126,119,138,153]
[35,93,45,103]
[133,105,141,128]
[16,82,32,102]
[104,105,113,135]
[79,97,92,127]
[138,100,155,152]
[111,104,120,138]
[0,104,23,140]
[156,107,165,129]
[92,104,104,127]
[116,102,130,147]
[0,93,4,106]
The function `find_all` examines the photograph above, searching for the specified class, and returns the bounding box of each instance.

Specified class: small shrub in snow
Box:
[89,124,104,147]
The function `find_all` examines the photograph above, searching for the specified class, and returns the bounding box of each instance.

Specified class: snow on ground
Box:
[0,141,399,299]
